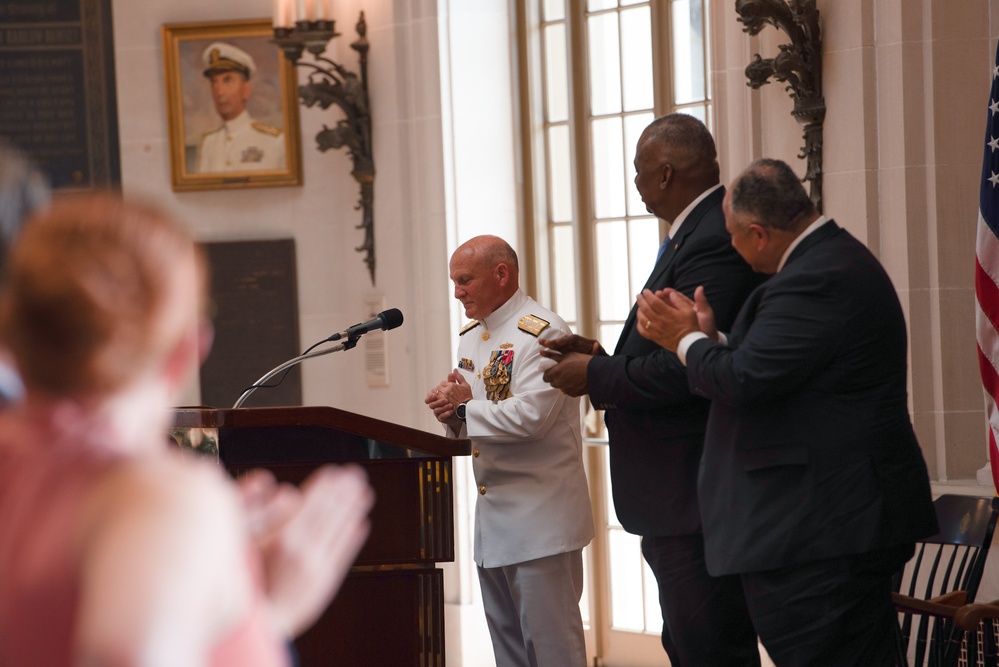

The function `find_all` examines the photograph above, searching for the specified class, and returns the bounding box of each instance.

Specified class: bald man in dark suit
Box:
[541,114,762,667]
[637,158,938,666]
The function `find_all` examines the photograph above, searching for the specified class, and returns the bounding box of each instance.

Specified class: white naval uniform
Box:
[445,289,593,667]
[195,110,285,173]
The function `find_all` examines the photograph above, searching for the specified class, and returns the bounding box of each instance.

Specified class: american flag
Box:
[975,37,999,494]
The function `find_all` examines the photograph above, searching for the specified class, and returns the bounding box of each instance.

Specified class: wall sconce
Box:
[273,2,376,284]
[735,0,825,212]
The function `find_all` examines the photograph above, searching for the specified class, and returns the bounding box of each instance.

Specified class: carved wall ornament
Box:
[274,12,376,284]
[735,0,825,212]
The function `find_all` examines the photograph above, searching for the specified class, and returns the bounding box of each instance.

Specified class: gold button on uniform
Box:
[478,485,487,495]
[473,449,480,458]
[482,332,490,341]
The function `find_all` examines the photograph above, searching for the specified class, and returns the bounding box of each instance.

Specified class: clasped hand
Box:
[424,370,473,427]
[634,285,717,352]
[538,334,605,397]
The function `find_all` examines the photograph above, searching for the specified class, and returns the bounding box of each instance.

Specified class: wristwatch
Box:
[456,401,469,422]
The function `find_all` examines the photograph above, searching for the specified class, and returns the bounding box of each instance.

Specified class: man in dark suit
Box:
[636,158,938,666]
[540,114,762,666]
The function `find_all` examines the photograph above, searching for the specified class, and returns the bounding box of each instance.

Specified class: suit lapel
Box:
[641,187,725,291]
[616,187,726,353]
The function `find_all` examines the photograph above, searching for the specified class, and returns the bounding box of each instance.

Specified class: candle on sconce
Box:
[295,0,307,23]
[274,0,291,27]
[322,0,335,21]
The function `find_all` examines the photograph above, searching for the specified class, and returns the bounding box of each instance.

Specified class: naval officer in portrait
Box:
[195,42,285,173]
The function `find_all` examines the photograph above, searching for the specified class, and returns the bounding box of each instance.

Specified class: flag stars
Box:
[992,98,999,115]
[991,136,999,152]
[990,172,999,187]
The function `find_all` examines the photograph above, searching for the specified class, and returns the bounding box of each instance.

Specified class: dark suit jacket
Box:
[587,186,762,536]
[687,220,938,576]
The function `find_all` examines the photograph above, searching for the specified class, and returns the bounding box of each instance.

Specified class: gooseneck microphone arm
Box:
[232,343,346,409]
[231,308,404,409]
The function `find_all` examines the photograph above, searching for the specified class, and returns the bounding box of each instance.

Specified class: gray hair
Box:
[483,237,519,272]
[730,158,814,231]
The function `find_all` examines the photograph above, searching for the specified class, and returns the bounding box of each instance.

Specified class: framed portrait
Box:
[162,19,302,191]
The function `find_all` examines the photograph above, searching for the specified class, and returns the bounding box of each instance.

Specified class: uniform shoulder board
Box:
[252,122,282,137]
[518,314,550,337]
[459,320,481,336]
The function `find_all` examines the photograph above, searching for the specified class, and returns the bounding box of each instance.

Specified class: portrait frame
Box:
[162,18,302,191]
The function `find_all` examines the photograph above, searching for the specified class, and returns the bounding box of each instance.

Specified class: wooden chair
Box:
[893,494,999,667]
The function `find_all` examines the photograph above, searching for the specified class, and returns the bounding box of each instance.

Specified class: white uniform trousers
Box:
[476,549,587,667]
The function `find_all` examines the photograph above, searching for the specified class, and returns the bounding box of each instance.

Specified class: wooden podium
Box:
[173,406,470,667]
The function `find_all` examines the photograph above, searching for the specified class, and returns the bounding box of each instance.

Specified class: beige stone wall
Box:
[710,0,999,481]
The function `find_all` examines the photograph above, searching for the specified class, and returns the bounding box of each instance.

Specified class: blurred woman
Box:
[0,194,372,666]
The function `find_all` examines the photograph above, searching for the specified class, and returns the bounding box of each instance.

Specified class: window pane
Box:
[552,224,578,322]
[620,6,653,112]
[672,0,706,104]
[621,0,646,5]
[679,103,707,125]
[608,528,644,631]
[643,559,664,633]
[602,445,620,526]
[543,0,565,21]
[544,24,569,123]
[587,12,622,116]
[588,0,618,10]
[548,125,572,222]
[624,112,654,216]
[595,220,631,322]
[628,216,659,293]
[591,117,626,219]
[599,323,624,355]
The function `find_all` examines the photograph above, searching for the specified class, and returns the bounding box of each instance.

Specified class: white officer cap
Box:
[202,42,256,80]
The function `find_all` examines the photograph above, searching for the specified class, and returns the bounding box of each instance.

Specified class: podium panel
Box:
[173,406,469,667]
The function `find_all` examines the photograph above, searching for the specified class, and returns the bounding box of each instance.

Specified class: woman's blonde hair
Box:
[0,193,205,397]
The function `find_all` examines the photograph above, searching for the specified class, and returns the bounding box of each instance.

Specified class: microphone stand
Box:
[232,338,356,409]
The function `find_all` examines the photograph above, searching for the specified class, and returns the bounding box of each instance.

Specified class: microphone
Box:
[328,308,404,342]
[233,308,405,408]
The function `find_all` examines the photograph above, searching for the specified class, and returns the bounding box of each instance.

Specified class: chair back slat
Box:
[894,495,999,667]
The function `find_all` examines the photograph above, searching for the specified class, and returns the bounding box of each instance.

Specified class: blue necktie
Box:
[655,234,671,263]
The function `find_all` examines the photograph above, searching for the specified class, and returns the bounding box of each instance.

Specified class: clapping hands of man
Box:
[634,285,719,352]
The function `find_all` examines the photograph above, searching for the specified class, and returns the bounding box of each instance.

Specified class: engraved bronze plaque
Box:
[0,0,121,189]
[200,239,302,409]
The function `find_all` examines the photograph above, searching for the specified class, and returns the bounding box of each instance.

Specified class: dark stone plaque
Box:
[0,0,121,189]
[200,239,303,409]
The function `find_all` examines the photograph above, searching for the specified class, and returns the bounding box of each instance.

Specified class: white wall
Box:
[112,0,452,432]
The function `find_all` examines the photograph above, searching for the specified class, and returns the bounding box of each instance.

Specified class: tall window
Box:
[519,0,710,662]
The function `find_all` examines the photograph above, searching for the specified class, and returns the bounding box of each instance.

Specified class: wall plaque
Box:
[200,239,303,409]
[0,0,121,189]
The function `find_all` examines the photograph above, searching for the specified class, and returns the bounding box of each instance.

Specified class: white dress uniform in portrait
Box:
[194,41,286,173]
[196,110,285,172]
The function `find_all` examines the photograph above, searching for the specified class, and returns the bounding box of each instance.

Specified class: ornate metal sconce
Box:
[735,0,825,212]
[273,12,376,284]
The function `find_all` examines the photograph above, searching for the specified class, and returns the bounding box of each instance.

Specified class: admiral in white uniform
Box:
[426,236,593,667]
[195,42,285,173]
